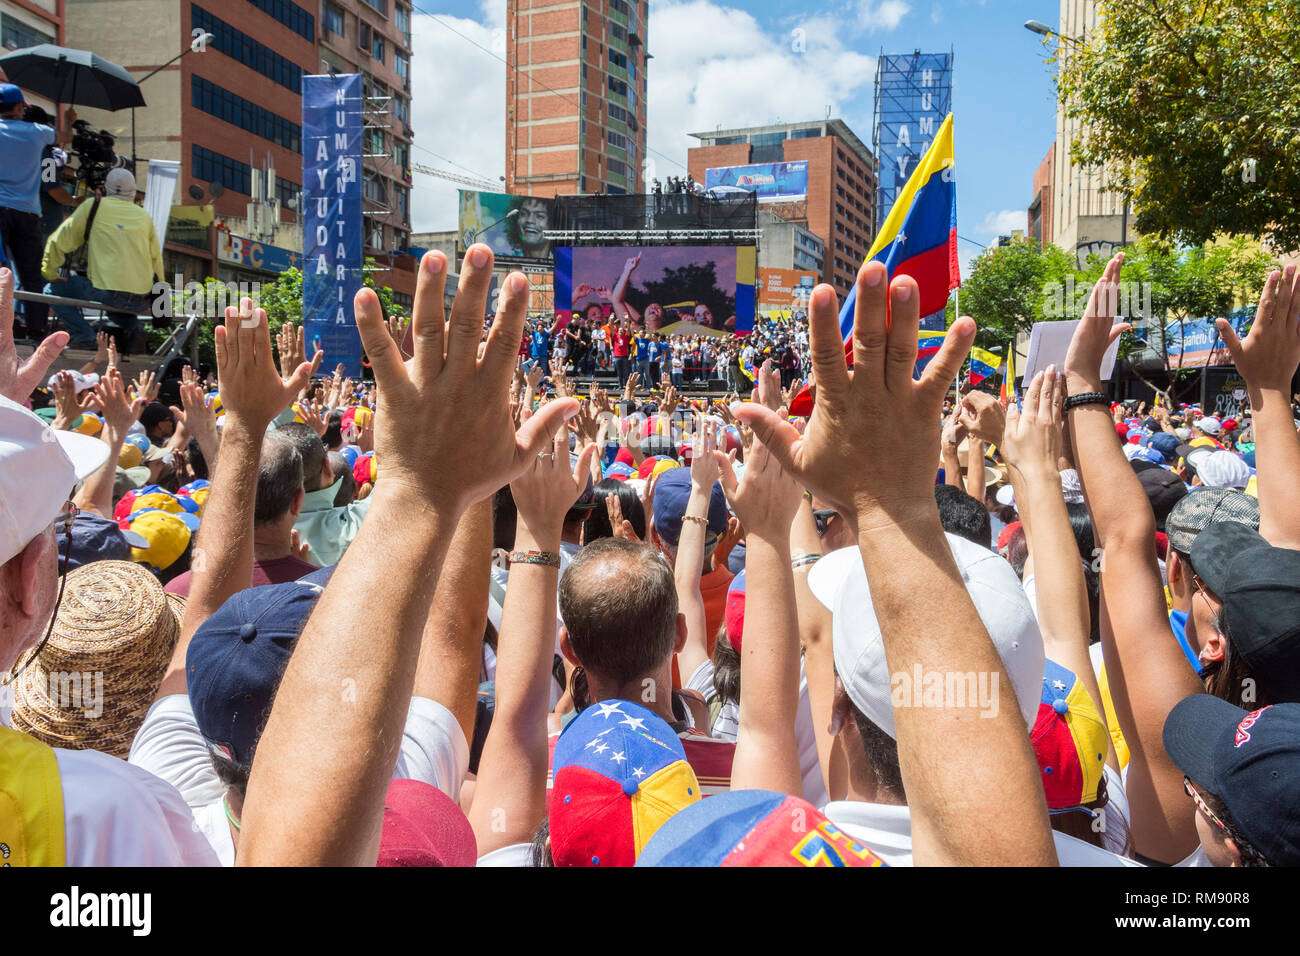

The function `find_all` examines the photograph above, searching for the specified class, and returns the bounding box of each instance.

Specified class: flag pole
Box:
[953,288,961,400]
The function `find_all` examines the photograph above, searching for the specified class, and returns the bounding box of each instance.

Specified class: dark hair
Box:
[1048,774,1116,851]
[850,706,906,802]
[504,195,548,251]
[1003,523,1029,579]
[934,484,991,548]
[558,538,678,684]
[185,436,209,481]
[529,817,554,867]
[712,626,740,706]
[493,486,517,552]
[274,423,328,492]
[328,452,356,507]
[1200,788,1271,867]
[1203,606,1259,708]
[322,409,344,449]
[1066,502,1102,645]
[583,478,646,543]
[255,436,304,525]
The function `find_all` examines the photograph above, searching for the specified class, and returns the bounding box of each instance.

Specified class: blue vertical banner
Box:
[874,52,953,234]
[302,74,364,377]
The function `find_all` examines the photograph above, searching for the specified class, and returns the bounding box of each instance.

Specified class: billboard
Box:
[874,52,953,231]
[458,190,556,265]
[704,161,808,202]
[1162,308,1251,370]
[302,74,365,377]
[756,267,817,310]
[554,245,756,333]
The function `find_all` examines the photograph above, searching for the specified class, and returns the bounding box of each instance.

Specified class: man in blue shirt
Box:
[529,322,551,364]
[0,84,55,340]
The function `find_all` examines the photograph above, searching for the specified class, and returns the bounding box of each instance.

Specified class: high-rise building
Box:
[1028,144,1054,245]
[319,0,414,285]
[60,0,415,299]
[505,0,648,197]
[0,0,63,114]
[687,119,876,298]
[1050,0,1127,264]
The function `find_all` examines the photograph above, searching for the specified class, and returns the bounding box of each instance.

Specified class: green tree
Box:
[951,239,1076,349]
[1056,0,1300,251]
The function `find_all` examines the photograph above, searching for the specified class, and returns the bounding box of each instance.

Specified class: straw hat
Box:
[9,561,183,757]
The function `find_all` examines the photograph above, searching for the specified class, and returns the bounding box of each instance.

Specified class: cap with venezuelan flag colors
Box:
[123,507,199,572]
[1031,659,1109,810]
[114,484,198,522]
[636,789,887,867]
[549,699,700,867]
[176,479,211,513]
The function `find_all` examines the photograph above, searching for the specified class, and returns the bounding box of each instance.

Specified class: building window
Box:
[607,130,626,149]
[324,3,345,37]
[193,6,305,93]
[609,49,627,69]
[361,0,388,15]
[395,4,411,43]
[610,23,627,43]
[608,103,627,123]
[607,76,627,96]
[192,76,302,152]
[192,144,251,196]
[395,52,409,84]
[1,14,55,50]
[372,33,385,62]
[363,172,386,203]
[246,0,314,41]
[393,95,408,123]
[359,21,371,52]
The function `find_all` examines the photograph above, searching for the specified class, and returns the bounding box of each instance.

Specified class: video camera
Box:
[69,119,132,190]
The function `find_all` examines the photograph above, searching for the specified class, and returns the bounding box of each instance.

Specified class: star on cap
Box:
[610,751,626,764]
[1051,679,1067,691]
[593,742,609,754]
[631,767,645,778]
[594,701,624,720]
[618,715,646,731]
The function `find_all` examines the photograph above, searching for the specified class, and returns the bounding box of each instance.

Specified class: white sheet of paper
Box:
[1023,319,1121,382]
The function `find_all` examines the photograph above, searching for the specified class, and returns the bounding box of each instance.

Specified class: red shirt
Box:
[613,331,631,357]
[165,554,318,598]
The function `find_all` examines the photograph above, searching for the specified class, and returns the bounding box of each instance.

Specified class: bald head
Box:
[558,537,678,684]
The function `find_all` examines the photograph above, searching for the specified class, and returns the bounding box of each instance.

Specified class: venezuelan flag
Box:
[739,360,757,385]
[840,113,959,345]
[913,329,947,377]
[1000,348,1017,405]
[967,346,1001,386]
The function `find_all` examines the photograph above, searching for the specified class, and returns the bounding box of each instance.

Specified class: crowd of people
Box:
[2,240,1299,870]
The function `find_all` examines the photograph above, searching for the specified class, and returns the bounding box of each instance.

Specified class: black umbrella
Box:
[0,44,145,111]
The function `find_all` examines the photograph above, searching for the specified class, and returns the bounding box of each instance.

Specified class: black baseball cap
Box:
[1163,696,1300,866]
[1190,522,1300,701]
[1135,466,1186,530]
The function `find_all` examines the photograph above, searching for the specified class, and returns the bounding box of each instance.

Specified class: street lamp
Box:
[130,32,214,163]
[1024,20,1082,44]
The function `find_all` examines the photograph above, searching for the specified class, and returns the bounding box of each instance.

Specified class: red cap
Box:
[637,456,660,480]
[1114,421,1130,438]
[377,779,477,867]
[997,520,1022,553]
[353,453,376,485]
[1127,433,1141,444]
[614,446,635,467]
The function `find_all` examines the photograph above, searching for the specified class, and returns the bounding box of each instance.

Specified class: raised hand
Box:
[1216,264,1300,397]
[290,529,312,563]
[354,246,578,511]
[172,381,218,464]
[296,399,327,437]
[509,413,596,537]
[93,330,111,367]
[525,362,544,392]
[95,368,146,435]
[755,358,782,412]
[1064,252,1128,394]
[0,268,67,402]
[133,369,160,404]
[387,312,412,360]
[956,389,1006,446]
[713,438,800,542]
[623,370,641,399]
[606,492,639,542]
[732,264,975,522]
[217,298,312,431]
[688,412,721,491]
[1001,366,1065,481]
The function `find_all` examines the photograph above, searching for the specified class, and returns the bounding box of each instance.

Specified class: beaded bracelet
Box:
[681,514,710,528]
[509,549,561,568]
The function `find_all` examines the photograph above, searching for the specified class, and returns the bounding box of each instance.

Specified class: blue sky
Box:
[409,0,1063,275]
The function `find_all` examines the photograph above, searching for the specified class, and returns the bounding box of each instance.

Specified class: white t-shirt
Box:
[128,694,469,866]
[477,842,534,867]
[822,799,1144,866]
[0,698,217,867]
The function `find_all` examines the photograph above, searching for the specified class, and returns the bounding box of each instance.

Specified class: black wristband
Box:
[1063,391,1109,411]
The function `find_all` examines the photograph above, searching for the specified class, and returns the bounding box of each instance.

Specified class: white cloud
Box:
[646,1,877,184]
[973,208,1027,237]
[856,0,911,31]
[409,5,508,234]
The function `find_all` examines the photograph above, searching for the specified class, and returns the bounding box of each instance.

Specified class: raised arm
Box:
[672,418,717,685]
[156,298,310,699]
[468,432,595,855]
[73,369,144,519]
[1002,366,1115,771]
[238,248,577,866]
[1063,253,1201,863]
[1215,265,1300,549]
[737,264,1057,867]
[714,438,803,795]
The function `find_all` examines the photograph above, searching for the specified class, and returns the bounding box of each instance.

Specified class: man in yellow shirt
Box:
[41,168,164,351]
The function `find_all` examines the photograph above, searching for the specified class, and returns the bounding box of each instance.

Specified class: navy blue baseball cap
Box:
[0,83,26,106]
[1163,696,1300,866]
[186,579,324,767]
[1144,432,1181,460]
[58,511,144,570]
[651,467,728,546]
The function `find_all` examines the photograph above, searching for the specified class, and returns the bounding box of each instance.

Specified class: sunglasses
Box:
[1184,777,1230,835]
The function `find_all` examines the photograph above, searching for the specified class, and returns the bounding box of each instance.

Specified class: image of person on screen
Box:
[504,196,551,259]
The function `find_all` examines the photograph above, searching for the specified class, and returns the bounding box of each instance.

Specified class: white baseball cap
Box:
[1196,450,1251,490]
[45,370,99,394]
[808,533,1045,739]
[0,396,110,566]
[1194,417,1222,436]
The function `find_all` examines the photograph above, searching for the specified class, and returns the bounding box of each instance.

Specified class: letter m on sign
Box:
[918,116,935,136]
